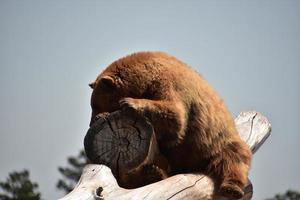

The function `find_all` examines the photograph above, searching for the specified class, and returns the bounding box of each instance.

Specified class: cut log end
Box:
[84,110,159,186]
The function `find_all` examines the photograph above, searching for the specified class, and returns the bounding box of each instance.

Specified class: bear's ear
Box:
[99,75,116,90]
[89,81,96,89]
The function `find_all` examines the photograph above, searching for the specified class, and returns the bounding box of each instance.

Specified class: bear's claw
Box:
[142,164,166,183]
[119,98,141,113]
[219,183,244,199]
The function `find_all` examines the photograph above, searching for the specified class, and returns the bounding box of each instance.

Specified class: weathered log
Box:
[59,111,271,200]
[84,111,166,188]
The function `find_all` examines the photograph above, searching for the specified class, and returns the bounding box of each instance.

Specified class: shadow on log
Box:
[60,111,271,200]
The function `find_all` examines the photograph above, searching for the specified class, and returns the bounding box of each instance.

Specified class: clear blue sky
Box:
[0,0,299,199]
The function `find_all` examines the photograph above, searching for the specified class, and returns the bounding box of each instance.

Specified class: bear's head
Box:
[89,74,124,126]
[89,71,153,126]
[89,53,166,127]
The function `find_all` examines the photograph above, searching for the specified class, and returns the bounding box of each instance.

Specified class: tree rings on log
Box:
[84,110,159,187]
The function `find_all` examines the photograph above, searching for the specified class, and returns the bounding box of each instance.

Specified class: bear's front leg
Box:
[119,97,187,147]
[141,164,169,183]
[118,164,168,189]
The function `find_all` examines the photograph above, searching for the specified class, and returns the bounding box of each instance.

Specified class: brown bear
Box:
[89,52,252,199]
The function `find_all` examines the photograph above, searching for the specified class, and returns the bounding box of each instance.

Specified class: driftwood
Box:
[59,111,271,200]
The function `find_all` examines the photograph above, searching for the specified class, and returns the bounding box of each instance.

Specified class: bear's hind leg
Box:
[208,141,251,199]
[219,161,248,199]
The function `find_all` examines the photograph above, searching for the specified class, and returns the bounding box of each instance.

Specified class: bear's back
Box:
[104,51,225,115]
[107,51,213,95]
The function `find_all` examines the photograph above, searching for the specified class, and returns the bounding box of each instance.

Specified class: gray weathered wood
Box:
[59,111,271,200]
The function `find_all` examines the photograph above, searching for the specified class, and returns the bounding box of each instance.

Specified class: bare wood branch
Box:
[59,111,271,200]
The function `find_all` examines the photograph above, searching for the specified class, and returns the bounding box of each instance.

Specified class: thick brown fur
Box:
[89,52,252,199]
